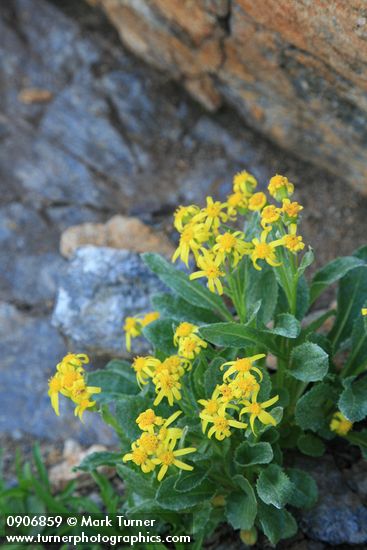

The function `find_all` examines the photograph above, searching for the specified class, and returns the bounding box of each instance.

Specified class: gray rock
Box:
[52,246,165,356]
[299,456,367,545]
[0,302,115,445]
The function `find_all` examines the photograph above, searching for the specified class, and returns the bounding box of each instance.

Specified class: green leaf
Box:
[115,395,151,439]
[198,323,283,358]
[87,362,138,402]
[192,501,213,535]
[156,475,215,510]
[142,318,176,355]
[151,293,221,324]
[346,429,367,459]
[271,314,301,338]
[235,441,273,467]
[116,464,155,499]
[310,256,365,304]
[297,248,314,277]
[343,316,367,377]
[289,343,329,382]
[256,464,294,509]
[77,451,122,472]
[203,357,228,397]
[174,468,209,492]
[257,502,297,545]
[225,475,257,531]
[286,468,318,509]
[329,265,367,348]
[246,267,278,325]
[295,383,339,432]
[297,434,326,457]
[142,253,232,321]
[296,275,310,320]
[338,375,367,422]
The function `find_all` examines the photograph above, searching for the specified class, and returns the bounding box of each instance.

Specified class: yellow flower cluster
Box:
[48,353,101,421]
[123,410,196,481]
[199,354,279,438]
[130,322,207,407]
[123,311,160,351]
[330,411,353,436]
[172,171,305,293]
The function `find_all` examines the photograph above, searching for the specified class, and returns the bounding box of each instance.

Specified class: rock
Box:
[345,460,367,502]
[60,215,174,259]
[52,247,166,356]
[299,456,367,545]
[48,439,110,491]
[0,302,115,445]
[96,0,367,194]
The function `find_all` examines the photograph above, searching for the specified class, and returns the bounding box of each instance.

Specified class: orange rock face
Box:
[94,0,367,193]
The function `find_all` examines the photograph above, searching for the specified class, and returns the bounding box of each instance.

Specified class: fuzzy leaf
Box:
[235,441,273,467]
[297,434,326,457]
[142,318,176,355]
[225,475,257,531]
[329,265,367,349]
[156,475,215,510]
[199,323,283,358]
[115,395,151,439]
[295,383,339,432]
[289,342,329,382]
[174,468,209,493]
[77,451,122,472]
[116,464,155,499]
[310,256,365,304]
[151,292,221,324]
[256,464,294,509]
[338,375,367,422]
[286,468,318,509]
[257,502,297,545]
[142,253,232,320]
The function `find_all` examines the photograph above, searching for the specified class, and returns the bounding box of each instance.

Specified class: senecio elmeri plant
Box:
[49,172,367,547]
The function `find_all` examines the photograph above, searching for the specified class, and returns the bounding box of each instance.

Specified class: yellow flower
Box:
[123,317,142,351]
[190,250,225,294]
[69,379,101,421]
[138,432,160,455]
[178,334,207,359]
[261,205,281,228]
[194,196,228,230]
[172,222,210,266]
[140,311,160,327]
[198,396,225,431]
[49,353,100,421]
[250,228,284,270]
[152,441,196,481]
[248,192,267,212]
[157,411,183,445]
[48,374,62,416]
[361,308,367,316]
[221,354,265,382]
[282,198,303,220]
[233,171,257,196]
[132,356,160,386]
[227,191,248,217]
[283,223,305,253]
[173,205,200,232]
[136,408,164,433]
[162,355,191,375]
[173,322,197,345]
[153,371,182,406]
[213,231,251,267]
[229,373,260,400]
[268,174,294,201]
[123,442,156,473]
[240,394,279,433]
[201,409,247,440]
[216,383,236,403]
[330,412,353,436]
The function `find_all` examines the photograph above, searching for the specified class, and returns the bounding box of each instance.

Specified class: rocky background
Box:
[1,0,367,547]
[95,0,367,195]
